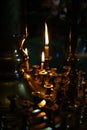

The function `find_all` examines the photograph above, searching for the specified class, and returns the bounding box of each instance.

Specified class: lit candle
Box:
[44,22,49,58]
[25,48,29,71]
[41,51,45,70]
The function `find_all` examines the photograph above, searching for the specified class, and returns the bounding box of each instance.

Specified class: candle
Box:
[44,22,49,58]
[25,48,29,71]
[41,51,45,70]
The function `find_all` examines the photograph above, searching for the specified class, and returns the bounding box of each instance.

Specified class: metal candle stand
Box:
[22,52,87,129]
[0,0,87,129]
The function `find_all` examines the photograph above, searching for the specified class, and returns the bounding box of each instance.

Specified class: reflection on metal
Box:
[0,0,87,129]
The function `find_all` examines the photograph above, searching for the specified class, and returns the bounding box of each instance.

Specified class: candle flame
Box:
[45,22,49,45]
[41,51,45,62]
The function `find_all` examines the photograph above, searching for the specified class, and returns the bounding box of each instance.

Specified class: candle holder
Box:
[39,69,48,87]
[44,56,52,70]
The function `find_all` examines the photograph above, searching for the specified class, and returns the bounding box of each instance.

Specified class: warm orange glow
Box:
[21,38,25,49]
[38,99,46,108]
[41,51,45,70]
[41,51,45,62]
[24,48,29,71]
[45,22,49,45]
[44,22,49,58]
[25,48,28,55]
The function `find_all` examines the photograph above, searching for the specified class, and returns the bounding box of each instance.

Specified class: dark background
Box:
[0,0,87,78]
[24,0,87,78]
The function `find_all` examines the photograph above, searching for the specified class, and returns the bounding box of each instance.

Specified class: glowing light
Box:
[41,51,45,62]
[26,74,30,79]
[25,48,28,56]
[41,51,45,70]
[45,22,49,45]
[38,99,46,108]
[32,109,41,114]
[14,49,17,53]
[44,22,49,58]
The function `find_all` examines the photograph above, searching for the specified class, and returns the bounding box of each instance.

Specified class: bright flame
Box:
[45,22,49,45]
[41,51,45,62]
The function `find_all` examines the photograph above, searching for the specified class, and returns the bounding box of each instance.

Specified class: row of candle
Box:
[23,22,50,71]
[41,22,49,70]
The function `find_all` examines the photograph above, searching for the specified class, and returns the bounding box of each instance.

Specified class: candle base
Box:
[44,56,52,70]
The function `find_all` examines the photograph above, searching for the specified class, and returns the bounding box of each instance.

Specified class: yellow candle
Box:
[44,22,49,58]
[41,51,45,70]
[44,45,49,58]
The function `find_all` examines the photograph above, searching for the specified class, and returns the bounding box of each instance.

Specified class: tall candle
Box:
[44,22,49,58]
[41,51,45,70]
